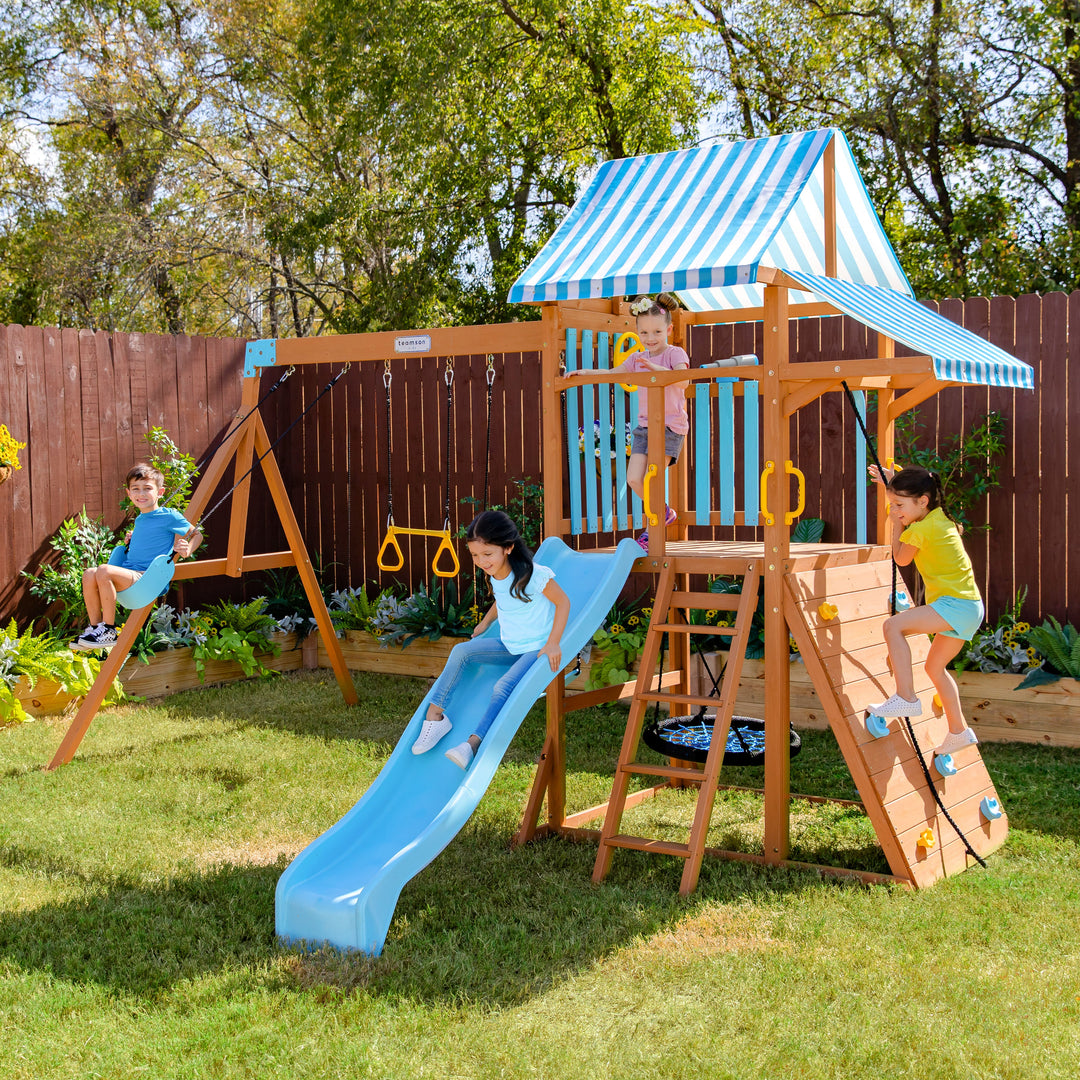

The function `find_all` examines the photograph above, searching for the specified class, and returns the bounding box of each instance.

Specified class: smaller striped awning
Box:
[782,271,1034,390]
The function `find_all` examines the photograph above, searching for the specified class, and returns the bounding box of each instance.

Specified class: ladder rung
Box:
[605,835,691,858]
[638,692,729,707]
[652,622,736,635]
[621,762,704,781]
[670,591,741,611]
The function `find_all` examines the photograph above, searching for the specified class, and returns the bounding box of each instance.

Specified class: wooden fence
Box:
[0,292,1072,628]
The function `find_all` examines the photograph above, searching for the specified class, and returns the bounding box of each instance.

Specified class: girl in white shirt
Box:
[411,511,570,769]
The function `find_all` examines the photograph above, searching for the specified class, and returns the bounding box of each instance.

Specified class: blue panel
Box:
[743,380,760,524]
[717,379,736,527]
[694,384,711,526]
[580,332,599,532]
[597,332,614,531]
[614,383,630,529]
[855,390,867,543]
[565,329,582,535]
[244,339,277,377]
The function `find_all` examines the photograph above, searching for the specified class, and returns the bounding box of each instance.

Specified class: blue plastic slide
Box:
[275,537,642,955]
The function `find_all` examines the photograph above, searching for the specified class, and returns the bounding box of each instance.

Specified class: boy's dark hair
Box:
[466,510,535,601]
[126,462,165,490]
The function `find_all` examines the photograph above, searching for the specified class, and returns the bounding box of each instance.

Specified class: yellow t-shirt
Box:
[900,507,981,604]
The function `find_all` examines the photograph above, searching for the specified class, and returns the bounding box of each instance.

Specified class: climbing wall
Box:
[784,558,1007,887]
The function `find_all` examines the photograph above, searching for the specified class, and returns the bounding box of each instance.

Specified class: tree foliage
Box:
[0,0,1074,334]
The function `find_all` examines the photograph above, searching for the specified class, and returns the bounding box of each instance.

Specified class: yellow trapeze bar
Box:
[376,525,461,578]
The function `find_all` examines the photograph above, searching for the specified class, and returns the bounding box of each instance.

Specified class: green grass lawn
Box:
[1,669,1078,1079]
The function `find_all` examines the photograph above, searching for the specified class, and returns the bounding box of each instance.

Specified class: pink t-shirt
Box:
[614,345,690,435]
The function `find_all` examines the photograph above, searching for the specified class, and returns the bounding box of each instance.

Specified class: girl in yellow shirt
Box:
[867,466,984,756]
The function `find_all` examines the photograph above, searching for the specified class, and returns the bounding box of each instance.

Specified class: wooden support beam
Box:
[780,356,933,381]
[270,321,545,366]
[824,136,837,277]
[783,378,841,417]
[251,412,357,705]
[172,551,296,579]
[225,377,260,577]
[762,284,792,863]
[887,377,957,421]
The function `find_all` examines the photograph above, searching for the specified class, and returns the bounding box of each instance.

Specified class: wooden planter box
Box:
[698,652,1080,748]
[119,631,305,698]
[315,629,460,679]
[13,676,79,719]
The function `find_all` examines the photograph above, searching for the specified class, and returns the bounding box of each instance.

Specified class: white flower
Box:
[629,296,653,316]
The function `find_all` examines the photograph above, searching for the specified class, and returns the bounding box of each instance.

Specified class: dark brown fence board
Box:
[1069,292,1080,625]
[1013,294,1043,615]
[1040,293,1068,623]
[0,326,16,594]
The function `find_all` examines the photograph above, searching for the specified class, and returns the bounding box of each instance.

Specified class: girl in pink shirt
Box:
[567,292,690,549]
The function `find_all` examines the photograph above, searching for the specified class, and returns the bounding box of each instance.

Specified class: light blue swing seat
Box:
[106,546,177,610]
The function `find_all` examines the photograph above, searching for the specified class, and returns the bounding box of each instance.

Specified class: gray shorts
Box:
[631,425,685,462]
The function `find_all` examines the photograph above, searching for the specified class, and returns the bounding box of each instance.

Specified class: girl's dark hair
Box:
[888,466,958,525]
[631,292,679,324]
[466,510,535,600]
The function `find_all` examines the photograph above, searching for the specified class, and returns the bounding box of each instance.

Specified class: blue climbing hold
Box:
[980,796,1004,821]
[866,712,891,739]
[934,752,958,777]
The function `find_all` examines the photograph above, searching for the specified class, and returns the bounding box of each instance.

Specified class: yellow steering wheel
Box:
[613,332,641,392]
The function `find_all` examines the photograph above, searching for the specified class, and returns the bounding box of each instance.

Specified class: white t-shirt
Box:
[491,563,556,654]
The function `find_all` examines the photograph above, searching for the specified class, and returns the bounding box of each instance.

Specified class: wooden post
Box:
[876,333,896,544]
[225,376,260,576]
[541,303,564,541]
[762,284,792,862]
[823,136,837,278]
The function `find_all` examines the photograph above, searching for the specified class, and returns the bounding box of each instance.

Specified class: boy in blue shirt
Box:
[71,463,202,652]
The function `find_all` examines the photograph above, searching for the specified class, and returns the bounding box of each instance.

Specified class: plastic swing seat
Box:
[642,713,802,768]
[107,545,176,609]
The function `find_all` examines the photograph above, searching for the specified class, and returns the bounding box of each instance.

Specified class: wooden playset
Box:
[50,128,1031,893]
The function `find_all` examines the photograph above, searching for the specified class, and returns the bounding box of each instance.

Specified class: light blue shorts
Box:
[930,596,984,641]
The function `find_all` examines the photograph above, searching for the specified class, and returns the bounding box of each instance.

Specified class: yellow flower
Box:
[627,615,639,626]
[1026,647,1038,659]
[610,623,624,635]
[1015,622,1030,633]
[0,424,26,470]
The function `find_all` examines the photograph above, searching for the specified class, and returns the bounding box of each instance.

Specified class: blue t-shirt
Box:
[124,507,192,572]
[491,563,556,654]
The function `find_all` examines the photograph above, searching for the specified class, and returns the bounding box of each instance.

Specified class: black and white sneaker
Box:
[72,624,118,652]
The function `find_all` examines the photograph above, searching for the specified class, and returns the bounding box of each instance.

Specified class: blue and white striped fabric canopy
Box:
[782,271,1034,389]
[508,128,910,306]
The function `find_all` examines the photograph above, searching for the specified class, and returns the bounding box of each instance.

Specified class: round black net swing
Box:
[642,638,802,768]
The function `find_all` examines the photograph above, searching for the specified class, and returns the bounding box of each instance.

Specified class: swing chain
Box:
[444,357,455,387]
[485,354,495,386]
[384,358,394,525]
[383,358,392,389]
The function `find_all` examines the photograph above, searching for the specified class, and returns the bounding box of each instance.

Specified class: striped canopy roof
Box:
[508,128,1033,389]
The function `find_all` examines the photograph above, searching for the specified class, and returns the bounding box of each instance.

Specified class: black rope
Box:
[443,361,454,529]
[383,362,394,526]
[198,365,349,528]
[841,381,985,868]
[903,717,987,867]
[483,356,495,510]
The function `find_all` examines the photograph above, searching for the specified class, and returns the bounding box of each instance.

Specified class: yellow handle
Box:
[818,602,838,621]
[642,463,659,526]
[431,531,461,578]
[614,331,640,392]
[760,461,775,525]
[377,526,405,572]
[784,460,806,525]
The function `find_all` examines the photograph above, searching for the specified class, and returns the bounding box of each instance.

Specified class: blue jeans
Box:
[429,636,539,741]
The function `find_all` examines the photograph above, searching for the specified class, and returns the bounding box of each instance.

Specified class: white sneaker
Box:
[445,741,475,769]
[412,713,452,754]
[936,728,978,756]
[866,693,922,718]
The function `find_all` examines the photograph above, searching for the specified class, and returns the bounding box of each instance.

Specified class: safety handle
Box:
[760,460,775,525]
[376,526,405,572]
[431,531,461,578]
[785,460,806,525]
[642,463,659,526]
[614,331,640,392]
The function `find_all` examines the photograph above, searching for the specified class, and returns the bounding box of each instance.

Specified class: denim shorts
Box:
[930,596,984,641]
[631,424,685,462]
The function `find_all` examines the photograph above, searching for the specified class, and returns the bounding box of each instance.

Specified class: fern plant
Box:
[329,584,393,634]
[0,620,123,724]
[376,579,475,647]
[191,598,282,681]
[1015,616,1080,688]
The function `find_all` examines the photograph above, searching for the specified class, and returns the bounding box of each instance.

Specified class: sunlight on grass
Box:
[0,669,1078,1078]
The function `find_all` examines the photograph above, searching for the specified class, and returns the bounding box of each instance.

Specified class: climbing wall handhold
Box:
[818,602,839,621]
[866,712,891,739]
[980,796,1004,821]
[917,828,935,850]
[934,752,958,777]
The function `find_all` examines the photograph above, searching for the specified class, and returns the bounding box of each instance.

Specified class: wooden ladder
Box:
[592,560,763,894]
